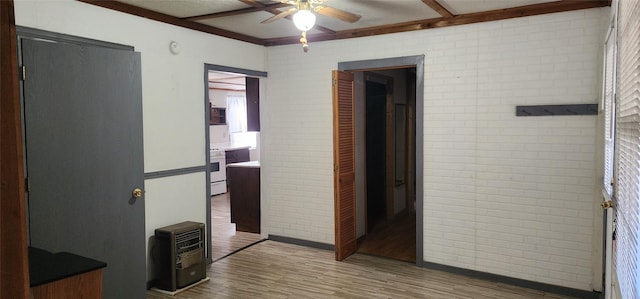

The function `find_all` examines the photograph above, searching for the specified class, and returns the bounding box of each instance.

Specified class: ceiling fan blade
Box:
[315,5,361,23]
[261,7,297,24]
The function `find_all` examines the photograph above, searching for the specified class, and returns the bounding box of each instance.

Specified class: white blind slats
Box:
[613,0,640,297]
[603,29,616,197]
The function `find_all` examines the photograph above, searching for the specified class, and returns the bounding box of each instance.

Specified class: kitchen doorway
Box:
[335,56,424,264]
[203,64,266,262]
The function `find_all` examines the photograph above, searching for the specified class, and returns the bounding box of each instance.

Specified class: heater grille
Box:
[154,221,206,291]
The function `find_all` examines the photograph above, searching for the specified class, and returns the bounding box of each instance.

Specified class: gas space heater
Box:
[154,221,206,291]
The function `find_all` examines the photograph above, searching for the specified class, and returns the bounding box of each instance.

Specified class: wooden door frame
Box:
[406,70,417,210]
[363,72,395,223]
[1,1,30,297]
[337,55,424,265]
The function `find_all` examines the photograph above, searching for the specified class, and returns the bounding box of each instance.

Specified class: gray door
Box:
[22,38,145,299]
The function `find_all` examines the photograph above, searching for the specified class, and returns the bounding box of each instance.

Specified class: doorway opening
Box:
[334,55,424,265]
[358,69,417,263]
[203,64,266,262]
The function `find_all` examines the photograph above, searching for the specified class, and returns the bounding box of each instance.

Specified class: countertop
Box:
[224,145,251,151]
[210,143,251,151]
[29,247,106,287]
[226,161,260,168]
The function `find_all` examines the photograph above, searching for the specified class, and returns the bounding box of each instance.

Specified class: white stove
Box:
[210,147,226,195]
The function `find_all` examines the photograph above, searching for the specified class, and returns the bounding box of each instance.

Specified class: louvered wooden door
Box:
[333,70,356,261]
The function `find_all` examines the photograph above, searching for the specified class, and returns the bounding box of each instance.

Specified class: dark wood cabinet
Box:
[224,148,250,164]
[227,162,260,233]
[246,77,260,131]
[29,247,106,299]
[209,105,226,125]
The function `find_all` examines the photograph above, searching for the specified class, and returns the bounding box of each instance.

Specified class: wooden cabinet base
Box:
[31,269,103,299]
[227,163,260,233]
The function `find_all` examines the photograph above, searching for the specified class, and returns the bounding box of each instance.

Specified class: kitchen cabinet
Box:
[246,77,260,131]
[29,247,106,299]
[227,161,260,233]
[209,104,226,125]
[224,147,250,164]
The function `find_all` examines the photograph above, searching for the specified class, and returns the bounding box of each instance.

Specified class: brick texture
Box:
[265,8,607,291]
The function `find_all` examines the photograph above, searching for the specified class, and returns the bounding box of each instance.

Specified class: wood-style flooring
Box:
[210,193,263,261]
[358,209,416,263]
[147,240,579,299]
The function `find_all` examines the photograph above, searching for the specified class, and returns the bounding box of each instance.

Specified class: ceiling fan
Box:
[261,0,361,30]
[261,0,361,52]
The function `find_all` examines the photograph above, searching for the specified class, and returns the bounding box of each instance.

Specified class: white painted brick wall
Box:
[265,8,607,291]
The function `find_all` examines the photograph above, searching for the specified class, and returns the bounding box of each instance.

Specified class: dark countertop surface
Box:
[226,161,260,168]
[29,247,107,287]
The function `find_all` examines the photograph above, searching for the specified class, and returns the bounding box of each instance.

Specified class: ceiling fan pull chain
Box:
[300,31,309,52]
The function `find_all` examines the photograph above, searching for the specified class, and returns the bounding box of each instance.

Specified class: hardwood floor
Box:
[358,209,416,263]
[210,193,263,261]
[147,240,579,299]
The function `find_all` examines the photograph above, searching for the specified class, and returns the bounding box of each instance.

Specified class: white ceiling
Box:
[208,71,246,91]
[90,0,610,44]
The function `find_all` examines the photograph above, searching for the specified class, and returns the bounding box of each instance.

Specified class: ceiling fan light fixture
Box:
[293,9,316,31]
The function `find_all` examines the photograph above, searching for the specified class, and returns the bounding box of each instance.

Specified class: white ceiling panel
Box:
[82,0,609,45]
[314,0,441,31]
[117,0,252,18]
[440,0,560,15]
[208,71,246,90]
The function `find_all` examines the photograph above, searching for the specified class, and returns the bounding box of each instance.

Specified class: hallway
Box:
[210,193,262,261]
[357,209,416,263]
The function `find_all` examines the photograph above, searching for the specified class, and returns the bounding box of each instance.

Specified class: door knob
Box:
[132,188,144,198]
[601,200,613,209]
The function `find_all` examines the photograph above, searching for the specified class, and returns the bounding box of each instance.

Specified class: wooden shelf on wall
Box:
[515,104,598,116]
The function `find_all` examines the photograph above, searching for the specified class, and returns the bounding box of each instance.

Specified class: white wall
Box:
[14,0,266,280]
[265,8,608,291]
[209,89,245,144]
[210,89,239,108]
[15,0,609,291]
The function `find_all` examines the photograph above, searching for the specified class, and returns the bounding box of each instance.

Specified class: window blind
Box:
[603,28,616,198]
[614,0,640,297]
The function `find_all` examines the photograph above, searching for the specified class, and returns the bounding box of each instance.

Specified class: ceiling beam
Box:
[183,3,292,21]
[209,76,246,81]
[419,0,454,18]
[265,0,610,46]
[77,0,266,45]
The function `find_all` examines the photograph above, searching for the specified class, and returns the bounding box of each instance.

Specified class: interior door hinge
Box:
[20,65,26,81]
